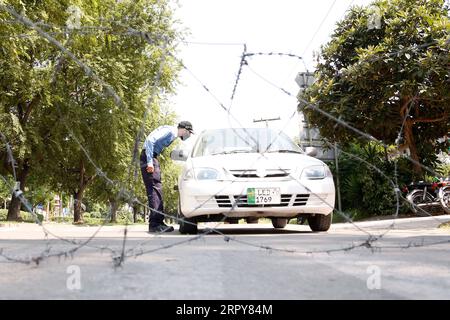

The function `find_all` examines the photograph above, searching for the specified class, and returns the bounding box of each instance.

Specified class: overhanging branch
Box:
[413,113,448,124]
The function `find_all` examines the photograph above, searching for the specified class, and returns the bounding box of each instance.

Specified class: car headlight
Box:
[301,165,329,180]
[196,168,220,180]
[184,168,221,180]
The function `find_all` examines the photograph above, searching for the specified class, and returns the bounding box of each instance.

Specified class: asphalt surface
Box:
[0,216,449,299]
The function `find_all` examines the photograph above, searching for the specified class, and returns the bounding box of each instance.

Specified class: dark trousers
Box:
[140,149,164,227]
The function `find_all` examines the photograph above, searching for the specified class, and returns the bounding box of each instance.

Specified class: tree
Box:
[303,0,450,178]
[0,174,13,209]
[0,1,62,220]
[0,0,180,222]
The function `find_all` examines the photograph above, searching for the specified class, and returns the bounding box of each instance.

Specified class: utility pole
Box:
[296,71,342,213]
[295,72,315,148]
[334,142,342,212]
[253,117,280,128]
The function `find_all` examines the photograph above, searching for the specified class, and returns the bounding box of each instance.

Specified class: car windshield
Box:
[192,128,303,157]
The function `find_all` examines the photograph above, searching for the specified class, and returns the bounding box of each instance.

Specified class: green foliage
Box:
[331,143,410,216]
[75,209,145,225]
[0,208,41,222]
[50,216,72,223]
[0,0,182,221]
[303,0,450,176]
[0,175,13,200]
[439,222,450,229]
[437,162,450,178]
[161,156,181,215]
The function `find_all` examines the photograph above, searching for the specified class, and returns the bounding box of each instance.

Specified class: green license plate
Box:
[247,188,281,204]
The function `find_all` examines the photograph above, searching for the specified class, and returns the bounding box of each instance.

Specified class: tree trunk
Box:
[109,198,118,223]
[73,159,88,224]
[401,98,423,178]
[7,195,22,221]
[7,161,30,221]
[132,204,138,223]
[73,190,84,223]
[46,201,50,221]
[144,205,148,222]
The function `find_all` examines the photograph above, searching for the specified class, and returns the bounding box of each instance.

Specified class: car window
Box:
[192,128,302,157]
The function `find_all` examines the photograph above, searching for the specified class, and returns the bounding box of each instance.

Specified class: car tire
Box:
[179,217,198,234]
[178,199,198,234]
[271,218,287,228]
[227,218,239,224]
[246,217,259,224]
[308,214,332,232]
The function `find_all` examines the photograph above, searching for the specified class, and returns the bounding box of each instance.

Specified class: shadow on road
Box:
[196,227,313,235]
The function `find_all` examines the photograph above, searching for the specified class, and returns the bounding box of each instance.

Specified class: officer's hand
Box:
[146,165,154,173]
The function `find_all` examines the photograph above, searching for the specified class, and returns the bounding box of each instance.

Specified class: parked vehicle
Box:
[405,179,450,214]
[171,127,336,234]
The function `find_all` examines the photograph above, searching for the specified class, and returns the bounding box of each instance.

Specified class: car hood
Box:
[188,152,325,171]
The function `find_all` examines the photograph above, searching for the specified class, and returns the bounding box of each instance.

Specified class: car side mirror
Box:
[170,149,188,161]
[305,147,318,157]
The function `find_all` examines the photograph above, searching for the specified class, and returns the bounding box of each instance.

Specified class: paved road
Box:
[0,216,449,299]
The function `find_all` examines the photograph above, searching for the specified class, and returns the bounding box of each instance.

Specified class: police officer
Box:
[141,121,193,232]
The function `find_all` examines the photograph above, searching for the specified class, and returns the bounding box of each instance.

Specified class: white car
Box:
[171,128,335,234]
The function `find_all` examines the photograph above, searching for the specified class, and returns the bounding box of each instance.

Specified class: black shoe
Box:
[148,223,174,233]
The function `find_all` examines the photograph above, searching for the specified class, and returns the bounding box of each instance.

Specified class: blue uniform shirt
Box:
[143,125,178,166]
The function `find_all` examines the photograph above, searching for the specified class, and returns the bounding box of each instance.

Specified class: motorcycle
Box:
[404,179,450,214]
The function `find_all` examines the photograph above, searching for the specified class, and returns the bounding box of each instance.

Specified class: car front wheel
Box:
[308,214,332,232]
[179,217,198,234]
[271,218,288,228]
[178,200,198,234]
[246,217,259,224]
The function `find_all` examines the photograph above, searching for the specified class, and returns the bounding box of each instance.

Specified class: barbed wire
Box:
[227,43,449,243]
[301,0,338,58]
[87,35,446,260]
[0,3,449,269]
[244,50,450,181]
[0,4,124,107]
[0,171,120,263]
[229,43,247,108]
[0,132,17,181]
[0,6,260,266]
[0,46,442,268]
[0,101,444,266]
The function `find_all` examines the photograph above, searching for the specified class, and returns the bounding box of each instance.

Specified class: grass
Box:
[0,209,147,226]
[0,209,40,223]
[438,222,450,229]
[332,209,375,223]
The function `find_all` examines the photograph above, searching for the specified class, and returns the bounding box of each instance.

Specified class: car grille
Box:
[214,194,310,208]
[293,194,310,206]
[229,169,291,178]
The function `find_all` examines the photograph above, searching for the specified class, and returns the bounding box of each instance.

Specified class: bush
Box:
[50,216,72,223]
[135,215,145,223]
[330,143,411,218]
[0,209,41,222]
[88,211,105,219]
